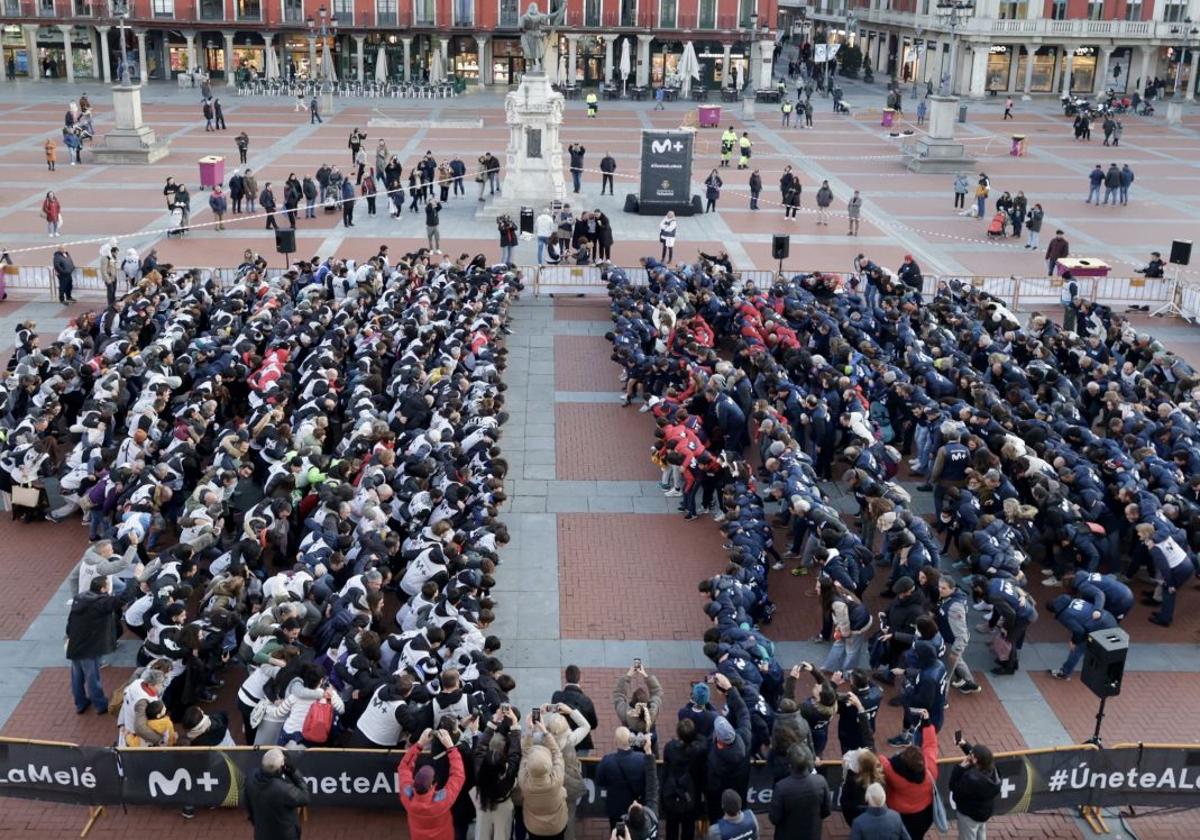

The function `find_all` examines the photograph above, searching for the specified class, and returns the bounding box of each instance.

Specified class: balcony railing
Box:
[840,7,1174,40]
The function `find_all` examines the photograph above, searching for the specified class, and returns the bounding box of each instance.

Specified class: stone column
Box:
[1062,47,1074,95]
[477,34,491,85]
[355,34,366,81]
[0,42,6,81]
[757,33,772,88]
[308,34,318,77]
[401,36,412,81]
[262,32,274,78]
[1095,45,1111,95]
[136,29,149,83]
[24,26,41,81]
[1137,44,1151,92]
[224,30,236,85]
[1022,45,1035,99]
[59,25,75,84]
[721,42,731,85]
[1188,49,1200,101]
[183,30,197,74]
[968,43,987,97]
[439,36,449,78]
[604,34,613,82]
[566,33,579,84]
[636,32,652,87]
[279,38,288,80]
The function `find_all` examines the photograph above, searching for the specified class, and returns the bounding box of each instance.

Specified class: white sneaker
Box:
[664,489,682,497]
[638,403,651,413]
[1043,576,1061,587]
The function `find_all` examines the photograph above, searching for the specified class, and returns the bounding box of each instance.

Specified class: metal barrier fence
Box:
[1,265,280,300]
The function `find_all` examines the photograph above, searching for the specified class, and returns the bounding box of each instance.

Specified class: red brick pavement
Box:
[554,404,661,481]
[1029,671,1200,745]
[558,514,720,640]
[554,336,621,392]
[0,515,91,639]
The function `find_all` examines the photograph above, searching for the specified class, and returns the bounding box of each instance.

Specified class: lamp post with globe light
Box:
[936,0,973,96]
[307,5,339,113]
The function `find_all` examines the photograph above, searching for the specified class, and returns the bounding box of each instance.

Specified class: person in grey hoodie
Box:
[69,534,140,598]
[952,173,969,210]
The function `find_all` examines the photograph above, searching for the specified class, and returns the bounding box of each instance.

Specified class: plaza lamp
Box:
[108,0,131,85]
[741,10,758,93]
[307,4,339,93]
[1170,19,1198,98]
[935,0,973,96]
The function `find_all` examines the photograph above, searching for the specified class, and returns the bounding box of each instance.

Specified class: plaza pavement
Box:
[1,77,1200,838]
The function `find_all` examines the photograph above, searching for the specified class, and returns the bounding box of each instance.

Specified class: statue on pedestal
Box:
[520,2,566,71]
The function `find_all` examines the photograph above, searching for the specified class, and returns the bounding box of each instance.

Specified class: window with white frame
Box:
[415,0,434,24]
[1086,0,1103,19]
[659,0,675,28]
[376,0,396,24]
[1162,0,1187,20]
[500,0,520,26]
[1124,0,1141,19]
[152,0,174,16]
[332,0,352,24]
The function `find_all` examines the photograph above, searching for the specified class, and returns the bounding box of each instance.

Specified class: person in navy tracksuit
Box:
[1064,572,1133,621]
[1137,523,1196,626]
[1047,594,1118,679]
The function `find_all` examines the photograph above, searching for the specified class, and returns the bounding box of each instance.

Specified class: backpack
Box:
[660,759,696,816]
[302,697,334,744]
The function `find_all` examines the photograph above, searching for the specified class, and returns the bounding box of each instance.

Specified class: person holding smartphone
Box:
[948,736,1001,840]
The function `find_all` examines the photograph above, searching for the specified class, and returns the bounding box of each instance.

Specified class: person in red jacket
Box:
[880,716,939,839]
[399,728,466,840]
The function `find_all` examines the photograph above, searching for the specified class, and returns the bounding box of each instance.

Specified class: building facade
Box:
[0,0,781,89]
[801,0,1200,98]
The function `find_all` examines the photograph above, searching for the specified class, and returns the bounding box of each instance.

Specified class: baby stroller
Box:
[322,194,338,214]
[166,206,186,237]
[986,211,1008,238]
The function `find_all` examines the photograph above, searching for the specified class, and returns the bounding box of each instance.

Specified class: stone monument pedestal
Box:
[92,84,170,165]
[479,70,565,219]
[902,95,975,173]
[1167,101,1183,126]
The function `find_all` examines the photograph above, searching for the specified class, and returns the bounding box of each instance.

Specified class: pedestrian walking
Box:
[847,189,862,236]
[341,178,356,227]
[309,94,322,124]
[654,87,666,110]
[425,197,442,249]
[355,147,367,186]
[1085,164,1103,203]
[658,211,677,262]
[804,99,814,127]
[363,172,377,216]
[600,152,616,196]
[1119,163,1134,205]
[1025,203,1043,249]
[704,169,722,213]
[66,576,123,714]
[260,182,277,230]
[720,126,736,167]
[1003,96,1013,119]
[375,139,389,178]
[916,98,927,126]
[202,98,214,131]
[749,169,762,210]
[52,244,75,302]
[42,190,62,237]
[1112,120,1123,147]
[235,130,249,164]
[283,175,301,228]
[214,98,226,130]
[244,749,310,840]
[737,132,751,169]
[568,143,585,193]
[208,184,227,230]
[449,157,466,196]
[953,173,968,210]
[1046,229,1069,278]
[815,180,833,225]
[1102,162,1121,205]
[44,136,57,171]
[62,127,81,164]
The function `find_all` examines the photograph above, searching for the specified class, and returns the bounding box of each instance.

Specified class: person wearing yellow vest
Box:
[781,100,793,127]
[720,127,737,168]
[586,91,598,118]
[737,132,752,170]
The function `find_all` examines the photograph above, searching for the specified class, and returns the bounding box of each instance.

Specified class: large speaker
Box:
[1081,627,1129,699]
[1169,239,1192,266]
[275,229,296,255]
[772,234,790,261]
[623,193,640,214]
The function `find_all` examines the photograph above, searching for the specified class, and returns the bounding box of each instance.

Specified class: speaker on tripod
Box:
[1081,626,1129,745]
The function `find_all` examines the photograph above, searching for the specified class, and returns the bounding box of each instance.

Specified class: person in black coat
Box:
[244,748,310,840]
[661,718,707,840]
[703,673,751,823]
[769,744,831,839]
[66,576,123,713]
[550,665,599,753]
[948,742,1001,836]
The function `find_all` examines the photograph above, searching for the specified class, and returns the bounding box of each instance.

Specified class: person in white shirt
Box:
[535,210,555,265]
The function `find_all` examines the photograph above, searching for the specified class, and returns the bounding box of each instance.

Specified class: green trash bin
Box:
[958,103,968,123]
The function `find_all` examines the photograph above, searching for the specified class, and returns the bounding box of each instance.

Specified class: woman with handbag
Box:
[658,211,677,263]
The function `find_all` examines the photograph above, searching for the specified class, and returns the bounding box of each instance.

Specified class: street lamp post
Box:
[307,4,339,110]
[744,10,758,93]
[935,0,973,97]
[109,0,131,85]
[1170,20,1198,97]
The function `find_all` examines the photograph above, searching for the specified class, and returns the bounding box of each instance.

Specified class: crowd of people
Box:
[601,244,1200,833]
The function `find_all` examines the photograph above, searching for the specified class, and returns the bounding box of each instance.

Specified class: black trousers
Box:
[602,173,614,194]
[56,272,73,301]
[238,149,247,163]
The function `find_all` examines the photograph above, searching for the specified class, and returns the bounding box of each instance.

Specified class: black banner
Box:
[639,130,694,212]
[7,739,1200,817]
[0,741,119,805]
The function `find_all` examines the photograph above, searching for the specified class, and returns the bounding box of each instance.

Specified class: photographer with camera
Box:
[498,215,519,266]
[614,660,663,747]
[399,727,466,840]
[948,734,1001,840]
[244,747,310,840]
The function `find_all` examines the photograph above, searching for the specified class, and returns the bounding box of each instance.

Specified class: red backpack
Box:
[301,698,334,744]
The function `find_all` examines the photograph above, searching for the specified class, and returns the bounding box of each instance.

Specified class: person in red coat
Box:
[880,717,939,839]
[399,728,466,840]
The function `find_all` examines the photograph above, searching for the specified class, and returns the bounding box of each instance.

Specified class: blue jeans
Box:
[822,631,867,672]
[71,657,107,712]
[1119,184,1129,204]
[537,236,548,264]
[1103,186,1117,204]
[975,196,985,217]
[571,169,581,192]
[1087,184,1100,203]
[914,426,933,475]
[89,508,109,541]
[501,244,514,265]
[1061,641,1085,676]
[306,197,316,218]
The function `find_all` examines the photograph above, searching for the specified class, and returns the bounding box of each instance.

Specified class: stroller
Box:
[322,194,338,215]
[166,206,186,237]
[986,211,1008,238]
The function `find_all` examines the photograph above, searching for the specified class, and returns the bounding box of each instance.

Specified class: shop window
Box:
[986,47,1011,90]
[584,0,600,26]
[699,0,715,28]
[659,0,675,28]
[152,0,174,16]
[1016,48,1056,92]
